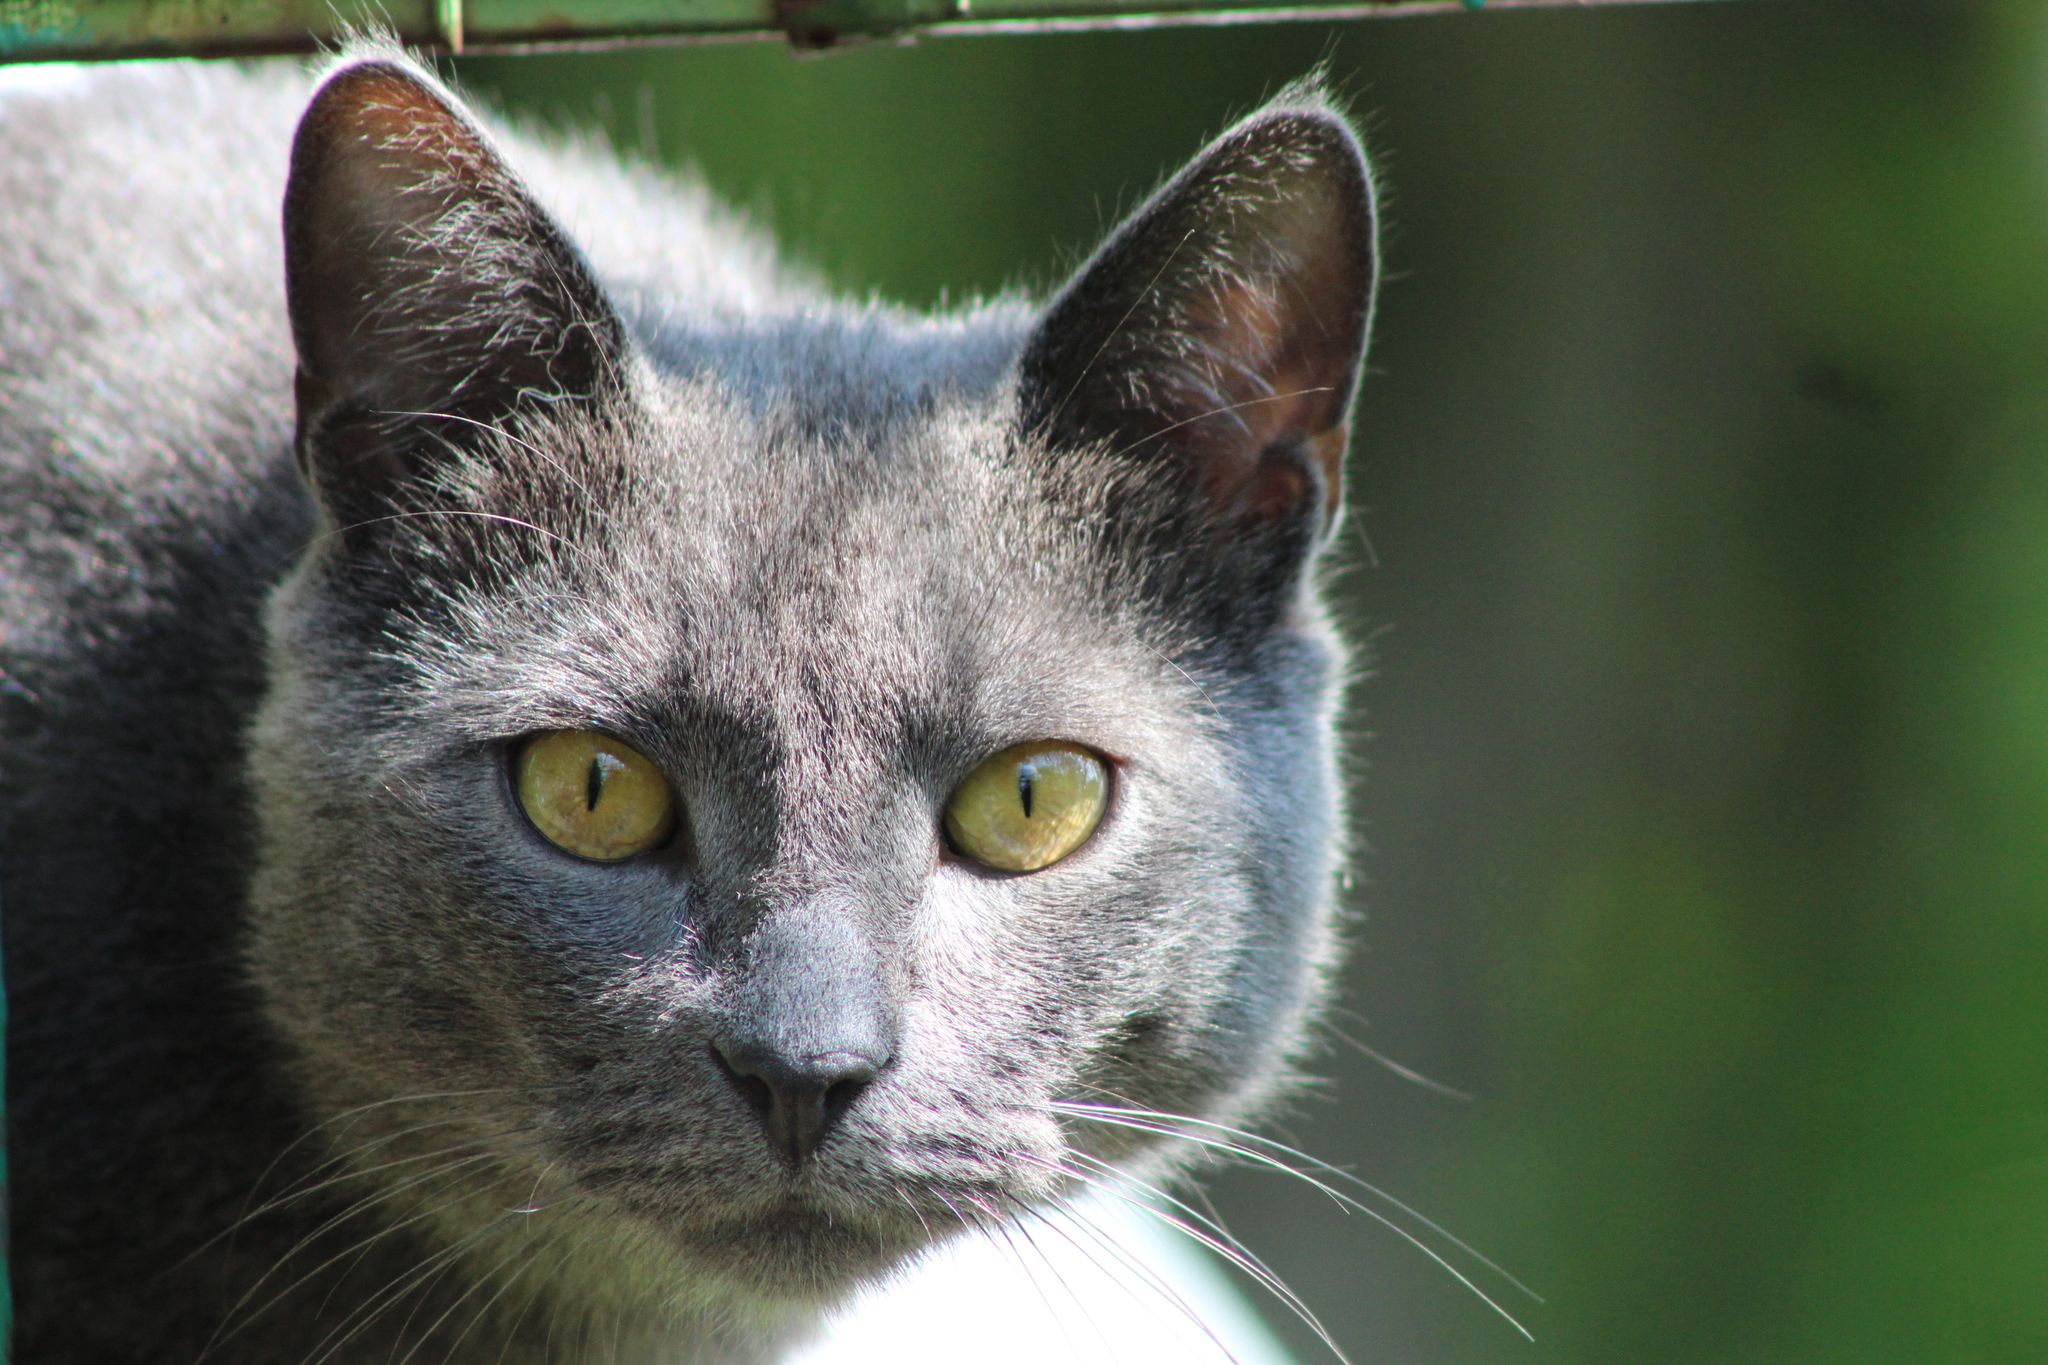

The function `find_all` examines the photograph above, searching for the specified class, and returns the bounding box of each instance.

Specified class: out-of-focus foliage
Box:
[462,4,2048,1359]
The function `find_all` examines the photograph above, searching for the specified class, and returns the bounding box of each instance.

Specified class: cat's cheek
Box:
[899,878,1088,1118]
[913,873,1030,982]
[498,860,696,964]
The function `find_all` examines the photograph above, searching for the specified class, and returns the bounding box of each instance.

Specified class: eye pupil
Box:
[586,751,625,812]
[517,732,676,862]
[944,741,1108,873]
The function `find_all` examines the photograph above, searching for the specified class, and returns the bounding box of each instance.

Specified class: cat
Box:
[0,42,1375,1364]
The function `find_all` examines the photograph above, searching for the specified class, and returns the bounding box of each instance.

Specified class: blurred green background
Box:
[460,3,2048,1361]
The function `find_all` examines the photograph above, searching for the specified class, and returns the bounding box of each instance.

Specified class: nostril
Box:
[707,1037,887,1166]
[710,1045,775,1121]
[821,1073,870,1128]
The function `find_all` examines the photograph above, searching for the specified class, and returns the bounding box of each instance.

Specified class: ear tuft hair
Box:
[1021,83,1377,536]
[284,56,623,531]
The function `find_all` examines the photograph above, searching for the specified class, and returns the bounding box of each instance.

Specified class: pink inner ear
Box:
[1176,278,1348,524]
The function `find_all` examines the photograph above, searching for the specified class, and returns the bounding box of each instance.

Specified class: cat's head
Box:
[247,53,1375,1323]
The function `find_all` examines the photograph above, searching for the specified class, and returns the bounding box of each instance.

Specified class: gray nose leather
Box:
[710,907,897,1167]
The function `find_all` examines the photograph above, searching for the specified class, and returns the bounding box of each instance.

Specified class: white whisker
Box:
[1025,1191,1259,1365]
[1053,1100,1538,1339]
[1059,1095,1539,1302]
[1049,1151,1340,1360]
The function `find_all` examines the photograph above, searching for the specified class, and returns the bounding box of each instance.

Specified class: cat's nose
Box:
[711,904,898,1167]
[710,1037,887,1167]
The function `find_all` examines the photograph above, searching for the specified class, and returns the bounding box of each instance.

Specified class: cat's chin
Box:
[551,1185,951,1309]
[669,1200,930,1298]
[407,1187,938,1347]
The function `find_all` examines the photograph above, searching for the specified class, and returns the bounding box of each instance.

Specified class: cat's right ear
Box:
[284,59,624,531]
[1019,88,1376,543]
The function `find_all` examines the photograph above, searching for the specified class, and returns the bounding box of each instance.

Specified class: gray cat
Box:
[0,44,1374,1364]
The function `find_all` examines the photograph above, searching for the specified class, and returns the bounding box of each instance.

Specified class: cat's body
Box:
[0,51,1374,1364]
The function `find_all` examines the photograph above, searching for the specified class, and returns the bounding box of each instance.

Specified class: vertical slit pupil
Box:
[1018,767,1034,819]
[584,750,627,814]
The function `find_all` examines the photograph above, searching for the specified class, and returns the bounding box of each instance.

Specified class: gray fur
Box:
[0,47,1374,1364]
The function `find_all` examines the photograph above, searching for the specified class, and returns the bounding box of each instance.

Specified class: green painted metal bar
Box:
[0,0,1725,60]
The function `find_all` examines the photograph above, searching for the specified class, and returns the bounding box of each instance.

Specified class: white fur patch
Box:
[791,1191,1299,1365]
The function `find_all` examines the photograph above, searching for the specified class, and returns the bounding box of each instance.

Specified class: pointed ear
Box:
[1020,94,1376,534]
[284,60,624,527]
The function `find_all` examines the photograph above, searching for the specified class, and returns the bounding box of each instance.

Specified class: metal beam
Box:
[0,0,1730,61]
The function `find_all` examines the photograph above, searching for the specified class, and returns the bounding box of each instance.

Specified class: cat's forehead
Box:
[453,381,1186,756]
[682,411,1138,687]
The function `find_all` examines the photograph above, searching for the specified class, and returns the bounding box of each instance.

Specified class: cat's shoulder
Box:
[0,52,800,480]
[0,67,293,708]
[0,61,302,483]
[0,53,804,700]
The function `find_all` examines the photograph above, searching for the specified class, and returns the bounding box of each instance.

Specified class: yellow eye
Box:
[944,741,1109,873]
[515,730,676,862]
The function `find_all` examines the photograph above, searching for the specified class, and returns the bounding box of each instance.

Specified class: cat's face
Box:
[247,55,1373,1321]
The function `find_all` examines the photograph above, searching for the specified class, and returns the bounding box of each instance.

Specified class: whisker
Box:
[308,509,577,557]
[493,1233,582,1365]
[182,1088,531,1275]
[215,1116,491,1245]
[1041,227,1198,438]
[1101,386,1338,467]
[200,1160,498,1362]
[391,1211,557,1365]
[449,1225,567,1363]
[1050,1149,1332,1356]
[1029,1153,1336,1363]
[1021,1188,1261,1365]
[1138,639,1226,722]
[984,1207,1098,1363]
[298,1206,523,1365]
[1059,1094,1538,1301]
[1317,1009,1475,1102]
[1322,1025,1474,1102]
[200,1136,554,1362]
[1052,1101,1537,1338]
[373,408,606,512]
[890,1182,938,1241]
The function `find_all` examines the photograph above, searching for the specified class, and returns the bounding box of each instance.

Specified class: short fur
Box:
[0,47,1375,1364]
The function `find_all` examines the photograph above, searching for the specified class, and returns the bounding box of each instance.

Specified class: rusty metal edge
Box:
[457,0,1729,55]
[0,0,1735,63]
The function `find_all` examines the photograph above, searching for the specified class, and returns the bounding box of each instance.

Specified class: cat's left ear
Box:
[1020,90,1375,534]
[284,59,624,525]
